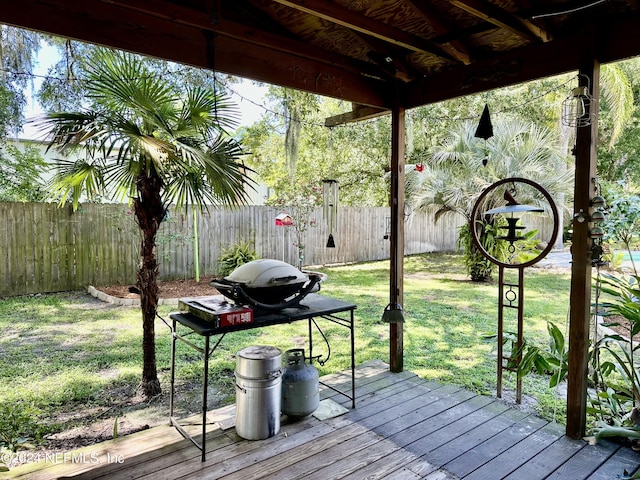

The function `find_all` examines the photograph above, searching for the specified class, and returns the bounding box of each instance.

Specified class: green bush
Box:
[217,239,258,276]
[0,402,42,453]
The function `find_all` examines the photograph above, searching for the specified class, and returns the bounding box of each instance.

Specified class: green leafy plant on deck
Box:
[217,238,259,276]
[587,191,640,445]
[482,321,568,387]
[588,272,640,441]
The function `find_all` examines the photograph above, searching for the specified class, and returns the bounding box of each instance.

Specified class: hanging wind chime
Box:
[474,103,494,166]
[323,179,338,248]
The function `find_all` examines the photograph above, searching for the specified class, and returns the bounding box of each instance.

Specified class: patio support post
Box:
[566,58,600,439]
[389,101,405,373]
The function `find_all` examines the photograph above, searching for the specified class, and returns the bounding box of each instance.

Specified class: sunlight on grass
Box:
[0,253,574,433]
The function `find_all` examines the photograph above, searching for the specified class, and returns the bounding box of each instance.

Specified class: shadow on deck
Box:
[4,360,639,480]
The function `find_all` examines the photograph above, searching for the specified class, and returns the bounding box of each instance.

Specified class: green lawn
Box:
[0,252,573,444]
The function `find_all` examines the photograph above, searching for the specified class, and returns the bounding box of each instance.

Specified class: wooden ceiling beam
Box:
[91,0,387,82]
[406,0,472,65]
[0,0,389,108]
[324,104,388,127]
[404,12,640,107]
[272,0,460,63]
[449,0,551,43]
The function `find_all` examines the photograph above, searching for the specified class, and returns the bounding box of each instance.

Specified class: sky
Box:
[21,42,268,138]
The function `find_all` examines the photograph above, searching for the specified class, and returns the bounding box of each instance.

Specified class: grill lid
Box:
[225,259,308,288]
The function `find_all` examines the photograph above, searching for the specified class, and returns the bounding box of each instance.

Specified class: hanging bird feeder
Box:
[323,179,338,248]
[484,188,544,253]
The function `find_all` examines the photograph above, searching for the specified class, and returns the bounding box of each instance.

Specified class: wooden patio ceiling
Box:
[2,1,640,118]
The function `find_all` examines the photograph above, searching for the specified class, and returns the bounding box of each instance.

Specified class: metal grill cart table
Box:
[167,293,357,461]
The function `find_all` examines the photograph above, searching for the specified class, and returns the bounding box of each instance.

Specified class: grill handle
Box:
[232,274,321,312]
[271,275,299,283]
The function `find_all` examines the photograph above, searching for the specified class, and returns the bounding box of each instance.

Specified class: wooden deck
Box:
[5,360,639,480]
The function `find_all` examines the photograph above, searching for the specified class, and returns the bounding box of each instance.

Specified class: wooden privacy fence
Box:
[0,201,557,297]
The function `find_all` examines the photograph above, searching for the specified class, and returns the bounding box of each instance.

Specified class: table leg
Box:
[308,318,313,362]
[202,335,210,462]
[170,318,177,421]
[350,310,356,408]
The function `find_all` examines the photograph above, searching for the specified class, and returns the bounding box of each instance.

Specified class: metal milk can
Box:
[281,348,319,418]
[235,345,283,440]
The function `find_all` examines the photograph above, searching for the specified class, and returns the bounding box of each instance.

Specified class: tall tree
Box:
[0,143,47,201]
[37,48,252,397]
[0,25,41,136]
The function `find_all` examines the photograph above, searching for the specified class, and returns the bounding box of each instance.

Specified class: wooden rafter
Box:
[406,0,472,65]
[449,0,551,43]
[271,0,461,63]
[324,104,388,127]
[94,0,386,81]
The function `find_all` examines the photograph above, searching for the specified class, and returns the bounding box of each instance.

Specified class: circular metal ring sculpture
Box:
[469,177,560,269]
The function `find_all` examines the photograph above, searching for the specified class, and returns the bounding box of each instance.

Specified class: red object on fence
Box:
[275,213,293,226]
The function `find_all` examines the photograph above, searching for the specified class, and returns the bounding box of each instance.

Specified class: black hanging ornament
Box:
[474,104,494,140]
[326,233,335,248]
[475,104,493,167]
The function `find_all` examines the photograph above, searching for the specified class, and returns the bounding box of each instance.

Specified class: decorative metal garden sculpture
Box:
[470,177,560,403]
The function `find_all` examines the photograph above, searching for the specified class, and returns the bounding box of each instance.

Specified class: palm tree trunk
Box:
[134,171,164,398]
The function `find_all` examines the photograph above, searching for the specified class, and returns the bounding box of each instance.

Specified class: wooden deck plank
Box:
[543,439,620,480]
[131,416,323,480]
[185,421,347,480]
[258,428,385,480]
[443,413,549,478]
[502,434,586,479]
[424,407,530,468]
[404,398,508,455]
[462,421,565,480]
[378,394,494,449]
[339,448,433,480]
[4,360,640,480]
[382,467,423,479]
[588,443,640,480]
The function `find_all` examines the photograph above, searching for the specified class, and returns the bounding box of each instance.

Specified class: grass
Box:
[0,252,573,445]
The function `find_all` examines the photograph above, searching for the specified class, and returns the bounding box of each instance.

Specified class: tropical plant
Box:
[482,321,568,387]
[588,193,640,443]
[36,48,253,397]
[408,117,573,281]
[587,274,640,467]
[217,238,259,276]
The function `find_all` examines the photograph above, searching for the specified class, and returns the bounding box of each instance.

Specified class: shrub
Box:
[217,239,258,276]
[0,401,41,453]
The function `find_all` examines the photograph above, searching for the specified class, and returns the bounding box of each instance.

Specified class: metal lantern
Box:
[562,75,595,127]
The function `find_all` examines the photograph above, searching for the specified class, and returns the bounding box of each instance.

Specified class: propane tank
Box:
[281,348,319,418]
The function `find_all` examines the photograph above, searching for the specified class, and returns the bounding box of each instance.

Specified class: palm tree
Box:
[408,117,573,281]
[38,49,253,397]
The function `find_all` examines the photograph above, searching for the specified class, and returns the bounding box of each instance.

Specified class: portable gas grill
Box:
[168,260,355,461]
[209,259,324,312]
